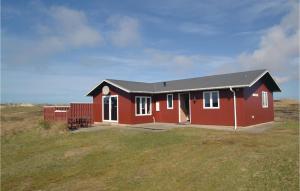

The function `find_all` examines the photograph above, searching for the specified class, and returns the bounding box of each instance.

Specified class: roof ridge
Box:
[107,69,267,84]
[151,69,267,83]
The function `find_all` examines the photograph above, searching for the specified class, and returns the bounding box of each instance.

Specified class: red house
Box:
[87,69,280,129]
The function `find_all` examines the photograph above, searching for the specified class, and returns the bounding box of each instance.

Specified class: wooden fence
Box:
[44,106,70,122]
[44,103,94,128]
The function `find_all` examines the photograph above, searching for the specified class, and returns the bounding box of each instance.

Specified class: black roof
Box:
[87,69,281,95]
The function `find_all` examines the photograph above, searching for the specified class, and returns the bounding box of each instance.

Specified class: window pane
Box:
[262,92,268,107]
[262,92,265,107]
[204,92,210,107]
[136,97,140,114]
[156,101,160,111]
[147,97,151,114]
[212,92,219,107]
[141,97,146,114]
[103,97,109,120]
[167,94,173,108]
[111,97,118,120]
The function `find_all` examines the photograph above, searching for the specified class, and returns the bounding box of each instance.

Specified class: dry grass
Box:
[1,105,43,136]
[1,100,299,191]
[274,99,299,122]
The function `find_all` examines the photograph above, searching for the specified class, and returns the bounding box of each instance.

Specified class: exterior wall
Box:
[190,89,244,126]
[93,82,154,124]
[130,93,155,124]
[93,82,132,124]
[243,79,274,126]
[92,79,274,126]
[153,93,179,123]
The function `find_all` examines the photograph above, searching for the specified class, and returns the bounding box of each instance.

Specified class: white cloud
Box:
[108,16,140,47]
[237,1,299,84]
[178,22,219,35]
[142,48,234,75]
[3,6,103,66]
[49,6,102,47]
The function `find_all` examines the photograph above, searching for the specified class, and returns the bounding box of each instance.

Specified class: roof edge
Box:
[248,70,281,92]
[86,79,131,96]
[86,69,281,96]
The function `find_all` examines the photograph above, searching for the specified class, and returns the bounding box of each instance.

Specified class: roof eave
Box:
[248,70,281,92]
[86,79,131,96]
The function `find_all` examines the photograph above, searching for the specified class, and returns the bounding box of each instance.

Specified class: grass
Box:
[1,101,299,191]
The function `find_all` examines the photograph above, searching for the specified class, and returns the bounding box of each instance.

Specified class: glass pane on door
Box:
[141,97,146,114]
[111,97,118,121]
[103,97,109,120]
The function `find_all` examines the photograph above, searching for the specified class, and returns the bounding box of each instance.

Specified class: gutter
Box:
[229,87,237,130]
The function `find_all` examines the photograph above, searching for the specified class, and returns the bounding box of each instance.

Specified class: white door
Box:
[102,95,118,122]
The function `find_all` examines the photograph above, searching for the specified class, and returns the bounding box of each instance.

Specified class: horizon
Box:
[1,0,299,103]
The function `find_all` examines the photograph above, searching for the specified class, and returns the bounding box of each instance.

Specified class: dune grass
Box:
[1,103,299,191]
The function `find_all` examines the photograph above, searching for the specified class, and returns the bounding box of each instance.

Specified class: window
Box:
[167,94,173,109]
[262,91,268,108]
[156,101,160,111]
[203,91,220,109]
[135,96,152,116]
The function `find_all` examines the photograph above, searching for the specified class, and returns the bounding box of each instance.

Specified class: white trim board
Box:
[86,80,131,96]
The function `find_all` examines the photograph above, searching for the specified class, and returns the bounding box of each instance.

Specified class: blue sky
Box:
[1,0,299,103]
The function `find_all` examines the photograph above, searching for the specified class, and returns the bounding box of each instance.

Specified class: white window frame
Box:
[262,91,268,108]
[203,91,220,109]
[156,101,160,111]
[167,94,173,109]
[135,96,152,116]
[102,95,118,122]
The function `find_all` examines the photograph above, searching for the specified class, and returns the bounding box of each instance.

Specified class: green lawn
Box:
[1,105,299,191]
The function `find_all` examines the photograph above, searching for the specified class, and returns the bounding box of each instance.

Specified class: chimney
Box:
[163,82,167,87]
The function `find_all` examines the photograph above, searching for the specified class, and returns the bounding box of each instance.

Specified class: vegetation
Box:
[1,101,299,191]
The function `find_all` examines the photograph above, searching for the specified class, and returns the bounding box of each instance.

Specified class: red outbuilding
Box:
[87,69,280,129]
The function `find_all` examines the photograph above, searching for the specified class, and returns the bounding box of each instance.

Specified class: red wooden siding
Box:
[153,93,179,123]
[242,79,274,126]
[92,82,154,124]
[129,93,154,124]
[190,89,238,126]
[93,82,133,123]
[69,103,94,123]
[44,104,93,124]
[44,106,70,122]
[92,78,275,127]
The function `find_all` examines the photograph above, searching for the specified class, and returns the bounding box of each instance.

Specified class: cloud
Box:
[3,6,103,67]
[107,15,140,47]
[237,1,299,84]
[178,22,219,35]
[241,0,291,22]
[141,48,234,75]
[49,6,102,47]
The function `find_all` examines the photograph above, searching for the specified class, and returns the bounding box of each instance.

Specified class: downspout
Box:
[229,87,237,130]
